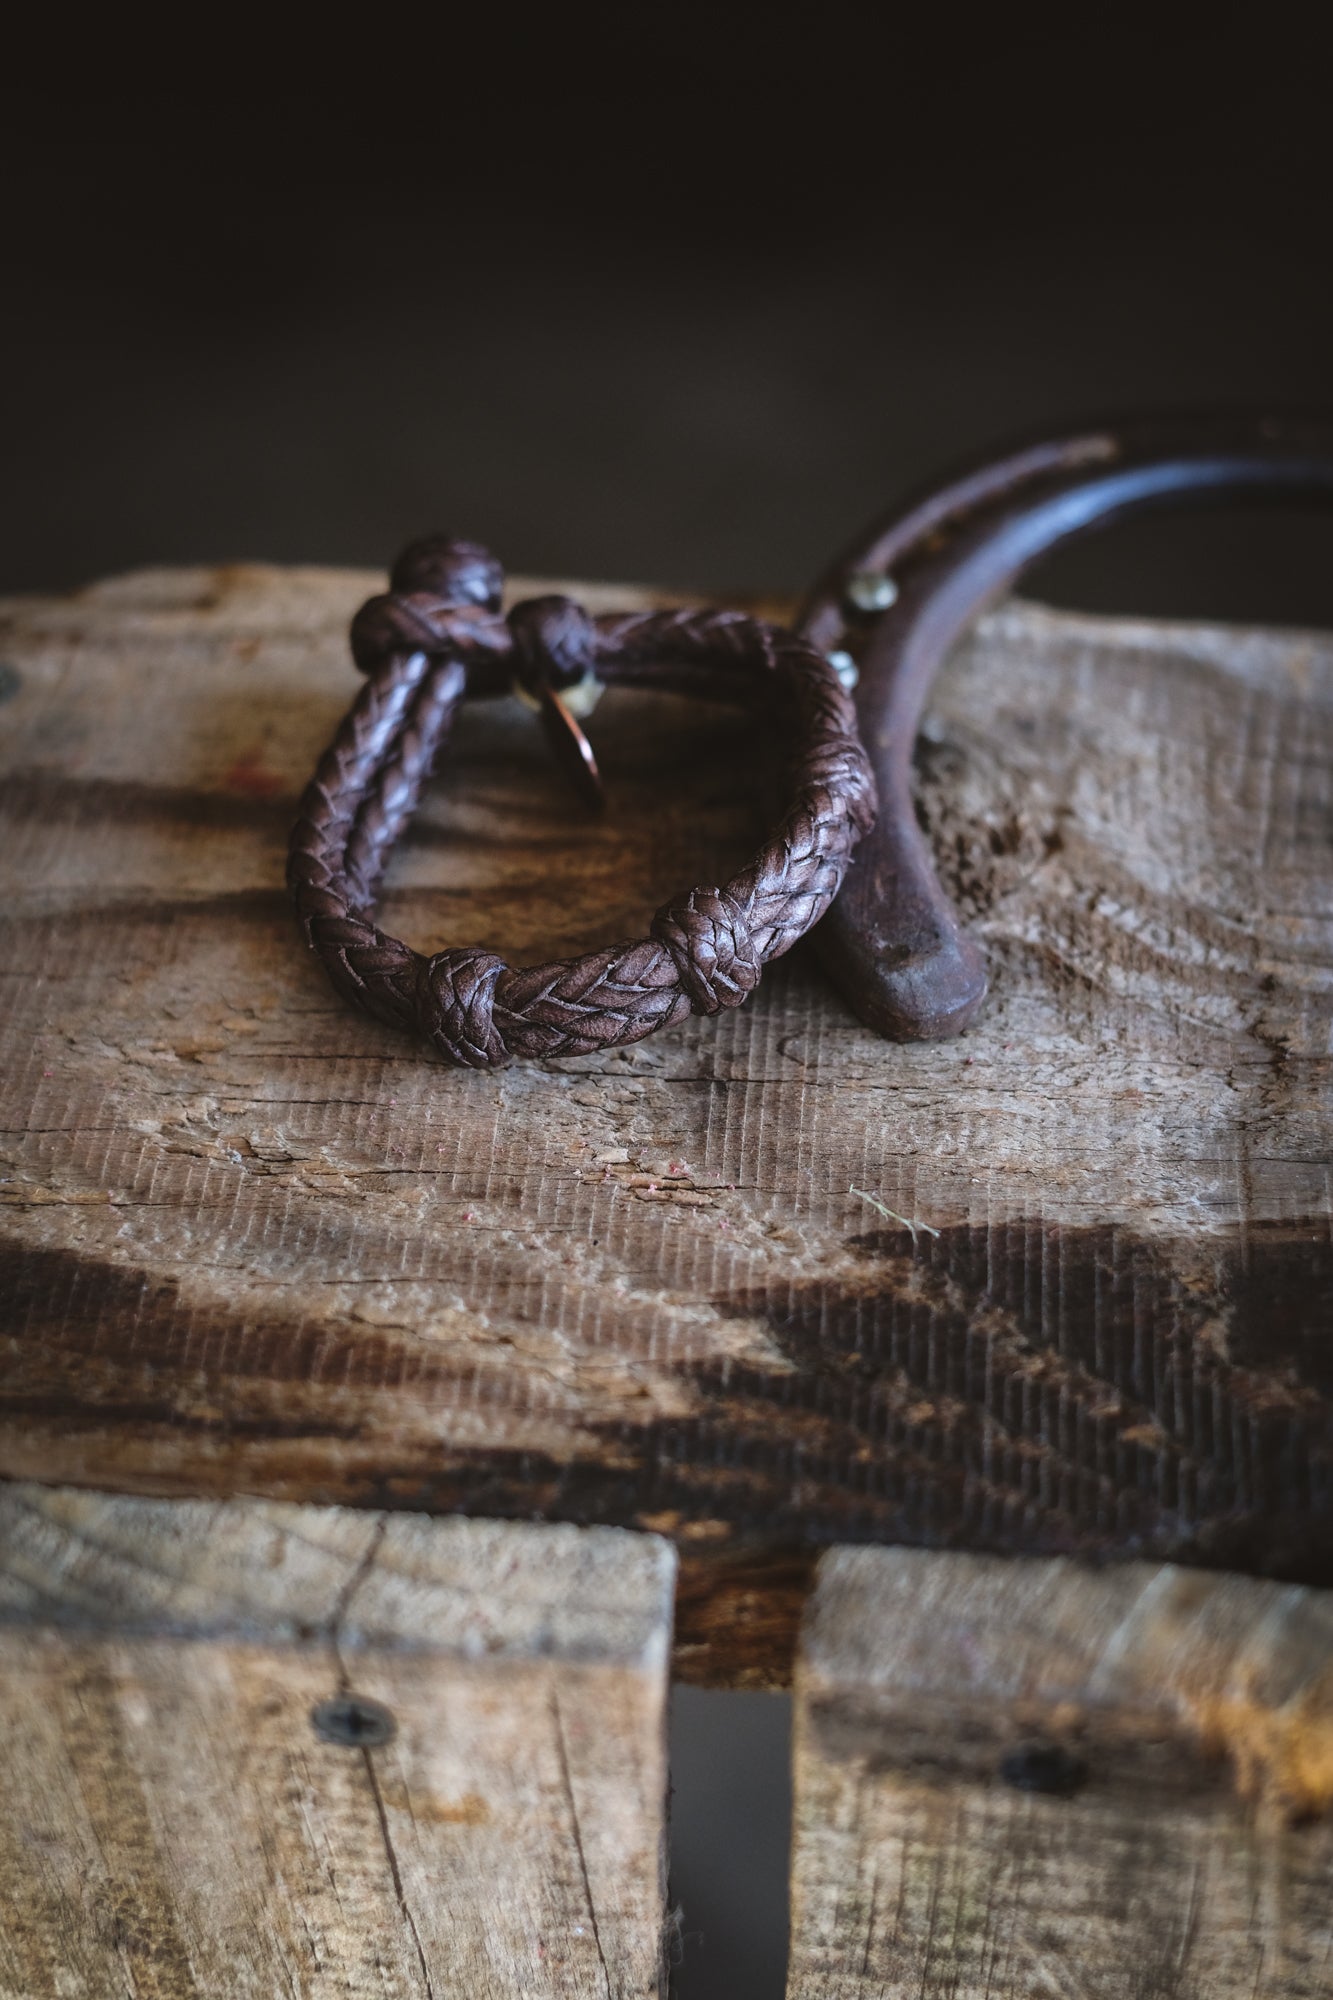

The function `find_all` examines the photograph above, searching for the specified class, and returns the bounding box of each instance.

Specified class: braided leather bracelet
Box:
[288,536,876,1066]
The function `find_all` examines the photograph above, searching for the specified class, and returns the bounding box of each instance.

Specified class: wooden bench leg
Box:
[788,1548,1333,1999]
[0,1485,675,1998]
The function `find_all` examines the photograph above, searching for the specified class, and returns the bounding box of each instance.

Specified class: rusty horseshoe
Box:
[800,413,1333,1041]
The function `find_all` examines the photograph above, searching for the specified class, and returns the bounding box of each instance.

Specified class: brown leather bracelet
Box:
[288,535,876,1065]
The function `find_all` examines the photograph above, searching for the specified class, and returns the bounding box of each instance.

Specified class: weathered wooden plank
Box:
[788,1546,1333,1998]
[0,1482,674,1998]
[1,565,1330,1682]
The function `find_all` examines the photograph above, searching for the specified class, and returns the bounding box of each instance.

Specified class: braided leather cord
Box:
[287,536,876,1066]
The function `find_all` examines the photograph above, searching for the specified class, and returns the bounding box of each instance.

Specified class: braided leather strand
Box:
[287,536,876,1066]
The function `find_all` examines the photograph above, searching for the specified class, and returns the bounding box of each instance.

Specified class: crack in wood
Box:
[550,1686,615,2000]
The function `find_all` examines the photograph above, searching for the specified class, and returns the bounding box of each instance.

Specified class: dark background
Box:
[3,15,1331,623]
[4,17,1328,1997]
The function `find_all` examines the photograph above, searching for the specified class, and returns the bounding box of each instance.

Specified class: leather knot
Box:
[652,887,761,1014]
[350,590,471,675]
[390,535,504,612]
[351,537,505,675]
[417,948,509,1067]
[801,740,878,835]
[507,594,600,692]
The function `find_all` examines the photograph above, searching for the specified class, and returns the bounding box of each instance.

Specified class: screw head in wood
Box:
[311,1694,397,1748]
[844,570,899,615]
[998,1742,1087,1797]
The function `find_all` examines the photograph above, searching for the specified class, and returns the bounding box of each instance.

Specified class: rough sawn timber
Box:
[787,1546,1333,1998]
[1,564,1330,1683]
[0,1480,675,1999]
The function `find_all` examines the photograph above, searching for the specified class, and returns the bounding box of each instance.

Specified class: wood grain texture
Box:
[1,564,1330,1683]
[789,1546,1333,1998]
[0,1481,674,1998]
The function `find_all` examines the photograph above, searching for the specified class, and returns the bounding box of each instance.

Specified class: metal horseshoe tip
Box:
[800,412,1333,1042]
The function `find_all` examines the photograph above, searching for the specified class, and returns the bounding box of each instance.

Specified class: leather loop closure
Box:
[507,593,600,693]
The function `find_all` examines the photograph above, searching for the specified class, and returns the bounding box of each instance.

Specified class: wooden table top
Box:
[2,563,1329,1682]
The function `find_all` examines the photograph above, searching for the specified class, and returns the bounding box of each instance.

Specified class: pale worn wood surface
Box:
[0,1482,674,1998]
[1,565,1330,1682]
[788,1546,1333,1998]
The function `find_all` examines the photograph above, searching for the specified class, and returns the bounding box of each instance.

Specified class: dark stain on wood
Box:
[667,1217,1332,1583]
[803,1689,1234,1803]
[1,770,295,832]
[378,1217,1328,1593]
[2,1216,1328,1688]
[671,1541,817,1690]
